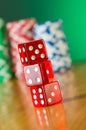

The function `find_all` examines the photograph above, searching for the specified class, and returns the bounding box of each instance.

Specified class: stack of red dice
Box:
[18,39,62,107]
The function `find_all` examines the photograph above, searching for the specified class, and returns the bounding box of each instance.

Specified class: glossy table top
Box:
[0,63,86,130]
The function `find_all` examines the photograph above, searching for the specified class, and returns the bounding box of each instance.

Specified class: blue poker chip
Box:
[34,20,66,40]
[33,19,72,72]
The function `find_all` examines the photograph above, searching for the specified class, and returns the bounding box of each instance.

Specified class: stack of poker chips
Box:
[6,18,36,78]
[0,18,13,82]
[33,20,72,73]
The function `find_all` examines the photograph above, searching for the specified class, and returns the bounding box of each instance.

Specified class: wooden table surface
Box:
[0,63,86,130]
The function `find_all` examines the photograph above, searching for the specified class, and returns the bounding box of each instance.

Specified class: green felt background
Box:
[0,0,86,62]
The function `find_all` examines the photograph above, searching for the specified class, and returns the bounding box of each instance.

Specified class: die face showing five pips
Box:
[18,39,62,107]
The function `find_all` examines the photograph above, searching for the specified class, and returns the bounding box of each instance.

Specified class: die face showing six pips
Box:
[30,85,47,107]
[18,39,62,107]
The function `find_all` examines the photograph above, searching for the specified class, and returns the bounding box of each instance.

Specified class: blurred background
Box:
[0,1,86,130]
[0,0,86,62]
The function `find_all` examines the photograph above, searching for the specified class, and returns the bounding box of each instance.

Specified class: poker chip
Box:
[33,20,72,72]
[0,18,14,82]
[6,18,36,78]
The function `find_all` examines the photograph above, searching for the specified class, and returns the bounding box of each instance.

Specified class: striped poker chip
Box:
[33,20,72,72]
[6,18,36,78]
[0,18,14,82]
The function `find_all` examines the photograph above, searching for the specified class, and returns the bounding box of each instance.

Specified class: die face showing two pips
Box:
[18,39,62,107]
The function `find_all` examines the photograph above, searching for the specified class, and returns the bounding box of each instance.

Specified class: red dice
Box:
[44,81,62,105]
[18,39,48,65]
[30,85,47,107]
[30,81,62,107]
[24,64,43,86]
[25,39,48,64]
[24,60,54,86]
[18,39,62,107]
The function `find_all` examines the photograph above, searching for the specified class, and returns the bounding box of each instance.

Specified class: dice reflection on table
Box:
[35,103,66,129]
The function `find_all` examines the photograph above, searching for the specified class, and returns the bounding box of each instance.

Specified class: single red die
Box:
[25,39,48,64]
[18,44,29,65]
[30,85,47,107]
[24,64,42,86]
[40,60,55,84]
[44,81,62,106]
[24,60,55,86]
